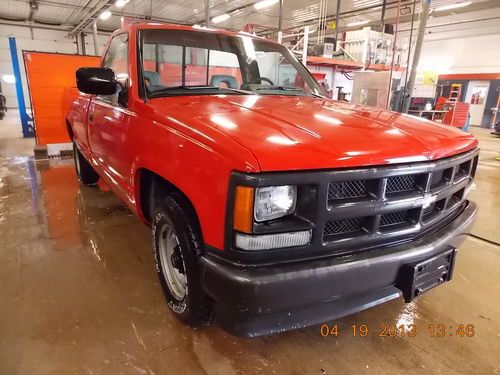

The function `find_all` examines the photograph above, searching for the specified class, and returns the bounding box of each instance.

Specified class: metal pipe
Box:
[205,0,210,27]
[76,33,81,54]
[403,0,432,113]
[380,0,387,30]
[401,0,417,112]
[333,0,341,50]
[92,20,99,56]
[0,19,72,31]
[81,32,87,55]
[302,26,309,65]
[278,0,283,31]
[386,0,401,110]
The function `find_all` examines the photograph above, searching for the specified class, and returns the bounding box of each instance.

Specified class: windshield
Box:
[139,29,325,98]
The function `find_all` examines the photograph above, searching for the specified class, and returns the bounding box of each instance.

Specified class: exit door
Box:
[465,80,490,126]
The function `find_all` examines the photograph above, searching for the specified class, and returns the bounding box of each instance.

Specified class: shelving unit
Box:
[448,83,462,102]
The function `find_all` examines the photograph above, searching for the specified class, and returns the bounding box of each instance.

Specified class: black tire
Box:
[152,195,213,327]
[73,141,99,186]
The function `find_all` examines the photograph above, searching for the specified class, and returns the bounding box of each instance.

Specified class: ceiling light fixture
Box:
[346,19,369,27]
[434,1,471,11]
[114,0,130,8]
[99,10,112,20]
[254,0,279,10]
[211,13,230,23]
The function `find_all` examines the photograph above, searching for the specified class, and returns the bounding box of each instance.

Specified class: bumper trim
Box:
[200,201,477,337]
[217,287,402,337]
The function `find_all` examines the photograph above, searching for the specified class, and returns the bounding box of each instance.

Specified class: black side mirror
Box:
[76,67,117,95]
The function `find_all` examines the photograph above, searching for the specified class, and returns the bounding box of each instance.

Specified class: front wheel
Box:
[73,141,99,186]
[152,195,213,327]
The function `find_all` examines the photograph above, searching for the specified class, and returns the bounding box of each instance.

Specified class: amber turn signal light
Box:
[233,186,254,233]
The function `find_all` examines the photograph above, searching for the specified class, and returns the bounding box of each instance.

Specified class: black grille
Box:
[386,175,417,194]
[324,218,364,236]
[430,170,444,187]
[328,180,368,201]
[322,149,478,251]
[380,210,409,227]
[423,198,445,221]
[455,160,471,181]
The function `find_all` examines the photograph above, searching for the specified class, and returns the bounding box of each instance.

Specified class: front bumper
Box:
[200,201,477,337]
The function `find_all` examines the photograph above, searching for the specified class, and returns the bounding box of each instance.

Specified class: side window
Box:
[100,33,129,104]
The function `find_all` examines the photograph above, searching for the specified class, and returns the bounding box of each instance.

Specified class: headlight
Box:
[254,185,297,222]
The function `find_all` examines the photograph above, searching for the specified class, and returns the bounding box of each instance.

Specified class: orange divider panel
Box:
[23,52,101,145]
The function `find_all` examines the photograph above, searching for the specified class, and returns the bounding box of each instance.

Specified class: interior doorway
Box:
[465,80,490,126]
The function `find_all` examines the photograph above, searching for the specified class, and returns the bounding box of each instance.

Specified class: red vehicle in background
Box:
[67,23,478,337]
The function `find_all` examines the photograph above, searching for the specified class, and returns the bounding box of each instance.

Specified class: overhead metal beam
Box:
[71,0,112,36]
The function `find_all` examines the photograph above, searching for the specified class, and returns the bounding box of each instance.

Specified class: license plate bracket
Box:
[398,248,457,302]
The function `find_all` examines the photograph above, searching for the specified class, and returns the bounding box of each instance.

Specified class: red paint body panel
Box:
[67,23,478,250]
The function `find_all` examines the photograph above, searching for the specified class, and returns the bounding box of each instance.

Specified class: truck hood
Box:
[149,95,478,172]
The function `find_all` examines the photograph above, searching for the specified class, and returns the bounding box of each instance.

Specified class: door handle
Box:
[88,112,94,123]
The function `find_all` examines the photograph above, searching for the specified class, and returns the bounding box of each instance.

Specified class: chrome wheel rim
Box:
[158,223,187,301]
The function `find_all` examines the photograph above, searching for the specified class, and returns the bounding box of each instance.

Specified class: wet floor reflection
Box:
[1,145,499,373]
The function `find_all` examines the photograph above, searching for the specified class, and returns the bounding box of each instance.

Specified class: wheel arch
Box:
[136,168,203,238]
[65,118,74,141]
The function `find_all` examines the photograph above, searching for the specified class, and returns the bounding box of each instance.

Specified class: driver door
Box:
[88,32,134,200]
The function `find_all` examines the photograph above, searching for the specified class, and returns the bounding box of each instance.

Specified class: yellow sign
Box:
[326,21,336,30]
[423,71,438,85]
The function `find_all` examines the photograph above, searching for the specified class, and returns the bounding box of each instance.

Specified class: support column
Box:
[278,0,283,32]
[402,0,432,113]
[302,26,309,65]
[92,20,99,56]
[8,36,34,138]
[333,0,341,51]
[205,0,210,27]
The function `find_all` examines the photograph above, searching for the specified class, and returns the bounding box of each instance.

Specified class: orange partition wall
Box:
[24,52,101,145]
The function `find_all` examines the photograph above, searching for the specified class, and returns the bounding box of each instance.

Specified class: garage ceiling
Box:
[0,0,498,35]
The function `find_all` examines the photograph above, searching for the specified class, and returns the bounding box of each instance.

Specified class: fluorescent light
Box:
[212,13,230,23]
[2,74,15,84]
[114,0,129,8]
[346,19,369,27]
[434,1,471,11]
[99,10,112,20]
[254,0,279,10]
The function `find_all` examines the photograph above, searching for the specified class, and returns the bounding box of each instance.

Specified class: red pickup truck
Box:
[67,23,478,337]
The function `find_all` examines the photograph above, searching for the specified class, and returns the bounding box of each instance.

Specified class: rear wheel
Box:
[73,141,99,186]
[152,195,213,327]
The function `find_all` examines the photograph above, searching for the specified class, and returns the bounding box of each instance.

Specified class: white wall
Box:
[417,33,500,74]
[398,7,500,75]
[0,24,109,110]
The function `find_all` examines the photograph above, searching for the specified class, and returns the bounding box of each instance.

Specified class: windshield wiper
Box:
[255,86,324,98]
[148,85,251,98]
[256,86,307,94]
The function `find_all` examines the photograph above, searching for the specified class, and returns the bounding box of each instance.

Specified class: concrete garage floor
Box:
[0,111,499,375]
